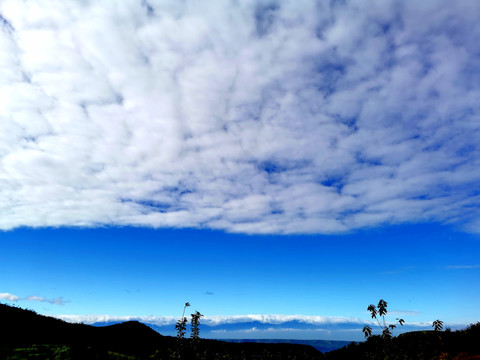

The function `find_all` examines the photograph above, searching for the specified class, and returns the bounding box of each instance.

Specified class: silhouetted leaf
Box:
[367,304,377,319]
[362,326,372,338]
[378,299,388,316]
[432,319,444,331]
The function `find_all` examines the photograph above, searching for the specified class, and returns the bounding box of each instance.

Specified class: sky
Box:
[0,0,479,341]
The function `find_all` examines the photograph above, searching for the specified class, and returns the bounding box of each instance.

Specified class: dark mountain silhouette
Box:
[0,303,169,356]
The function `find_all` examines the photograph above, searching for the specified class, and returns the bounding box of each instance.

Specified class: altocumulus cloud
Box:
[0,292,66,305]
[0,0,479,234]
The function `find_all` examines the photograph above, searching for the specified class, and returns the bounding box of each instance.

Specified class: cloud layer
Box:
[1,0,479,234]
[55,314,365,326]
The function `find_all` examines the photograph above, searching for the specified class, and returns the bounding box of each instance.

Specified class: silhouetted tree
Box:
[362,299,404,339]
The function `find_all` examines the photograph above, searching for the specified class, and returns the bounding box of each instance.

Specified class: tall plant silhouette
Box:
[362,299,404,339]
[175,302,190,339]
[190,310,204,340]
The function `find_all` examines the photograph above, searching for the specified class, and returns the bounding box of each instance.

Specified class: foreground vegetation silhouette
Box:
[362,299,445,341]
[327,299,479,360]
[1,302,479,359]
[362,299,405,339]
[324,323,480,360]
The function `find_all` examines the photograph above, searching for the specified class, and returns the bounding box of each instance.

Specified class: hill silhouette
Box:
[0,303,322,359]
[0,303,170,356]
[324,324,480,360]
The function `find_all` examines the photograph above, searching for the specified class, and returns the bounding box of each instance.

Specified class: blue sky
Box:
[1,223,479,340]
[0,0,480,341]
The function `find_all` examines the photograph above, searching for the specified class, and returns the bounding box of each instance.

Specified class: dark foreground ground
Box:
[1,303,479,360]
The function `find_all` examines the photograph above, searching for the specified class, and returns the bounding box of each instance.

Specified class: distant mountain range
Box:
[85,315,462,342]
[91,320,352,352]
[222,339,353,353]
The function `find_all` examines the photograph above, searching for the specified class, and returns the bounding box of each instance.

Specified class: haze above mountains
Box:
[56,314,468,342]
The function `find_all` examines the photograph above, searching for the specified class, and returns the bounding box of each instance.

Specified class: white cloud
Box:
[25,295,67,305]
[0,292,20,302]
[0,292,66,304]
[0,0,479,234]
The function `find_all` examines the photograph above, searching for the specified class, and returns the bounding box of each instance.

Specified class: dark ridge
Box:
[324,324,480,360]
[0,304,169,356]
